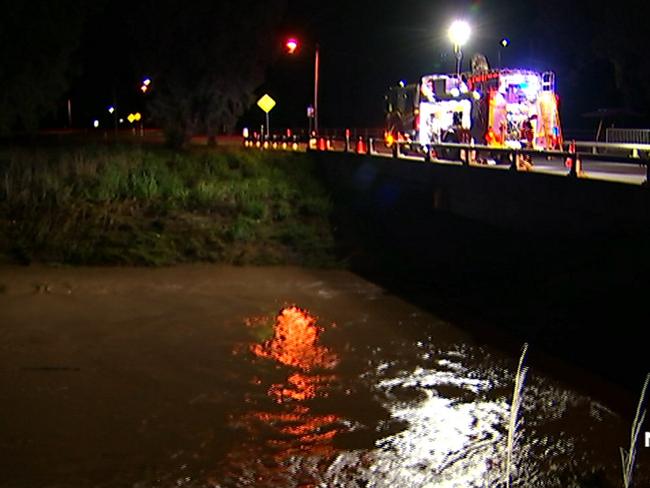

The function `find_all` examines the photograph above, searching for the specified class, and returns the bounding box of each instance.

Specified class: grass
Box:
[505,343,528,488]
[620,373,649,488]
[0,144,337,266]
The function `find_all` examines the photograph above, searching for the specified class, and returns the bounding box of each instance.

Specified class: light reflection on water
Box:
[212,304,624,488]
[4,267,646,488]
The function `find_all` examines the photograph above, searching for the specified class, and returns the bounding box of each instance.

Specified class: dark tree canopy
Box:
[129,0,287,147]
[532,0,650,126]
[0,0,92,134]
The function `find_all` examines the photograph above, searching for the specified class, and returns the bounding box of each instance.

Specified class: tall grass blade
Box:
[506,343,528,488]
[621,372,649,488]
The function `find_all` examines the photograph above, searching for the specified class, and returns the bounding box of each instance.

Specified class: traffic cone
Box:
[565,140,576,168]
[356,137,367,154]
[565,139,583,175]
[318,137,326,151]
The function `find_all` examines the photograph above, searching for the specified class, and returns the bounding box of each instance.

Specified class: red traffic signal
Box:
[285,37,298,54]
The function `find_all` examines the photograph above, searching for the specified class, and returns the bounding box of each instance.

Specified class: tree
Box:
[0,0,91,134]
[531,0,650,126]
[129,0,287,148]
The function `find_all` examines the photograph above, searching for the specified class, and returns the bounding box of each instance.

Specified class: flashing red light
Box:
[286,37,298,54]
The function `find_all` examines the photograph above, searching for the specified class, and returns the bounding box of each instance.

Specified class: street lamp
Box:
[285,37,320,135]
[498,37,509,68]
[140,77,151,93]
[448,20,471,76]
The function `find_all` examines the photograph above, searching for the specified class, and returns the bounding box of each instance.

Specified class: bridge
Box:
[245,131,650,187]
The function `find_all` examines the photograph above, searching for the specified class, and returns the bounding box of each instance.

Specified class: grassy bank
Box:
[0,145,336,266]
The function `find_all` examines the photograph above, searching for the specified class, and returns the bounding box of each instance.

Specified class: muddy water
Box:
[0,265,647,487]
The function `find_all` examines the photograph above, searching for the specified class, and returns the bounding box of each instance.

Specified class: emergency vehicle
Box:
[384,55,563,155]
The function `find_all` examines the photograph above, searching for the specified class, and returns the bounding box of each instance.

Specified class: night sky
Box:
[4,0,648,137]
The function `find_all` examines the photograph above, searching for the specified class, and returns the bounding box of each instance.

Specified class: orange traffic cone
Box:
[565,140,582,175]
[318,137,326,151]
[564,140,574,168]
[356,137,367,154]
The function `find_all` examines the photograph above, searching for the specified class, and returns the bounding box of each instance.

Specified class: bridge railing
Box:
[606,128,650,145]
[242,132,650,186]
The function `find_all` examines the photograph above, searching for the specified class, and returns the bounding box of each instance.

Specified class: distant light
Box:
[448,20,471,47]
[501,38,510,48]
[472,90,481,100]
[399,80,406,87]
[285,37,298,54]
[134,112,142,121]
[108,106,115,114]
[119,118,124,123]
[93,119,99,128]
[449,88,460,97]
[143,78,151,86]
[127,113,136,123]
[140,85,148,93]
[243,127,249,138]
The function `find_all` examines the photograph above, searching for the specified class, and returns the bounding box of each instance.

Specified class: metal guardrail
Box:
[606,128,650,145]
[243,133,650,186]
[572,140,650,159]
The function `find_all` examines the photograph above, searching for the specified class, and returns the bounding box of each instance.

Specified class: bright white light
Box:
[108,106,115,114]
[399,80,406,88]
[119,118,124,123]
[93,119,99,128]
[448,20,471,47]
[242,127,249,138]
[143,78,151,86]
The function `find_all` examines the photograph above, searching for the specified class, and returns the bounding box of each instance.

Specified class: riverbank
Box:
[0,145,336,267]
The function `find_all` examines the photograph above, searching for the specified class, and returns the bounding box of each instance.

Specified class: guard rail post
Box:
[568,147,579,178]
[509,151,517,171]
[424,145,431,163]
[461,145,469,167]
[644,162,650,187]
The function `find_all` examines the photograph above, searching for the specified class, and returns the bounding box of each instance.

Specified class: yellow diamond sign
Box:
[257,94,276,113]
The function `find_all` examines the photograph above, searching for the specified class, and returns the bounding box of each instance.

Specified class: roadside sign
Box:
[257,94,276,113]
[257,94,276,138]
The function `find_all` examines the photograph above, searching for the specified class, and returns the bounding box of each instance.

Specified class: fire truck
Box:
[384,55,563,156]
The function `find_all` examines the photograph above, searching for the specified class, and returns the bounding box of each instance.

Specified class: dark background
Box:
[2,0,648,137]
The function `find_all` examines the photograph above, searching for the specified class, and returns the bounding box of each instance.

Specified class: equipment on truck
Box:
[384,55,563,155]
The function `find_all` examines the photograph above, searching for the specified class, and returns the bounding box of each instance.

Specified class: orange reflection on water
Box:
[241,306,341,469]
[269,372,323,402]
[251,306,338,371]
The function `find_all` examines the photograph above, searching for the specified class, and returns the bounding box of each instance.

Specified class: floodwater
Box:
[0,265,647,487]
